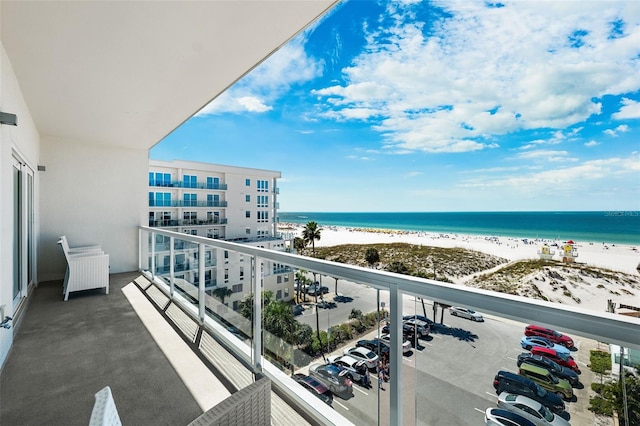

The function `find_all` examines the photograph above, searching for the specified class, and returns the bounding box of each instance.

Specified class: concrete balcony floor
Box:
[1,272,218,426]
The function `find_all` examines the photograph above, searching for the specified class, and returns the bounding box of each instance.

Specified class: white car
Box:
[379,333,412,354]
[449,306,484,321]
[485,407,536,426]
[326,354,368,383]
[497,392,570,426]
[343,346,379,369]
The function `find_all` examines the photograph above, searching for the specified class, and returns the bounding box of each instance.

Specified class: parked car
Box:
[356,339,390,356]
[326,355,369,385]
[381,323,418,340]
[518,363,573,400]
[525,325,574,349]
[292,373,333,405]
[292,304,304,316]
[449,306,484,321]
[530,347,580,374]
[485,407,537,426]
[492,370,565,415]
[308,364,353,399]
[403,318,430,337]
[343,347,379,369]
[379,333,412,354]
[403,314,435,327]
[517,353,580,387]
[497,392,570,426]
[520,336,571,356]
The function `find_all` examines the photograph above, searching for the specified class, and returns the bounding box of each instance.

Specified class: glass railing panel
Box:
[286,269,385,425]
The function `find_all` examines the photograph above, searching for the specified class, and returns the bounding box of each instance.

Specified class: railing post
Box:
[138,228,142,271]
[169,236,175,298]
[389,284,402,426]
[150,231,156,281]
[198,243,205,323]
[252,256,262,372]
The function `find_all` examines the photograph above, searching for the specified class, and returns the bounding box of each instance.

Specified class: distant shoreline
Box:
[278,222,640,276]
[278,211,640,246]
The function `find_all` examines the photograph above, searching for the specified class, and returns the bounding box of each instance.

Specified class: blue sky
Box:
[151,0,640,212]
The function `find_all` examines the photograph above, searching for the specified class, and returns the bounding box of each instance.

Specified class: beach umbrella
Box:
[567,240,575,244]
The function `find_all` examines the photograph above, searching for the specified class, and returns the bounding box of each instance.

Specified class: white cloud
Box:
[604,124,631,136]
[458,153,640,195]
[584,140,599,147]
[613,98,640,120]
[196,38,323,115]
[311,1,640,153]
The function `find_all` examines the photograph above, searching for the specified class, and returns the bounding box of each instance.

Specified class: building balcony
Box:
[149,218,228,227]
[149,180,228,190]
[149,200,228,208]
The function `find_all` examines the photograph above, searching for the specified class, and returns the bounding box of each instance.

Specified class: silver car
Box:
[449,306,484,321]
[497,392,569,426]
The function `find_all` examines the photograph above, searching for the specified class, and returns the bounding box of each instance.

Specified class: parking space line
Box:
[334,400,349,411]
[354,386,368,396]
[474,407,485,414]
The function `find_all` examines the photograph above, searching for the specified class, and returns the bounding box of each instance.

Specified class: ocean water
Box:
[278,211,640,246]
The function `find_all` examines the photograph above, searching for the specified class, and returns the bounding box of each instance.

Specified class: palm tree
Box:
[212,287,232,304]
[302,221,321,256]
[293,237,306,253]
[365,247,380,268]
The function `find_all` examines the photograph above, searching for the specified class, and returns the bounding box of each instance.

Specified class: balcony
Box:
[2,227,637,426]
[149,200,229,208]
[149,218,228,227]
[149,180,228,190]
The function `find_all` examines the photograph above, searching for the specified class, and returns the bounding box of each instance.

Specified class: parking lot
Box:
[294,278,598,425]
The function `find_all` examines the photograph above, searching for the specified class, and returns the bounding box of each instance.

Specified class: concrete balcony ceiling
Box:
[1,1,338,149]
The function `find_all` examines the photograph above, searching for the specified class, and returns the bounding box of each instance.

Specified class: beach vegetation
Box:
[302,221,322,255]
[365,247,380,268]
[387,261,409,275]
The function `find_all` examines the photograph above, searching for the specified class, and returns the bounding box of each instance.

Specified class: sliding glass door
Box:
[12,155,35,308]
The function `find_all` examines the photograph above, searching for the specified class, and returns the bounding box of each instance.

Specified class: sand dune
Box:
[281,223,640,314]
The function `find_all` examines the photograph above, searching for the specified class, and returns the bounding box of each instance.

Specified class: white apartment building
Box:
[149,159,294,309]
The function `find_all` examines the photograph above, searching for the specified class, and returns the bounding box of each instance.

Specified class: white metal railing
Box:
[139,226,640,426]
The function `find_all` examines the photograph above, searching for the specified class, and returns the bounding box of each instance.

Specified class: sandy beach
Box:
[280,223,640,313]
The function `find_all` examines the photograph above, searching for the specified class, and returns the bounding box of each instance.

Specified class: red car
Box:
[531,346,580,374]
[525,324,574,348]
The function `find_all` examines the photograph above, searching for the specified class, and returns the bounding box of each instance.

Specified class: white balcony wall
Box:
[38,137,147,281]
[0,43,41,365]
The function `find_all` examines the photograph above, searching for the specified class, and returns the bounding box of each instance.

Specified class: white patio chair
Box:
[89,386,122,426]
[58,238,109,301]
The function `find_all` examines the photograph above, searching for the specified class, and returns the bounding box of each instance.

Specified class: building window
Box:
[232,284,243,293]
[276,290,282,300]
[284,275,289,282]
[239,266,244,280]
[232,301,239,311]
[245,227,251,235]
[284,288,289,298]
[183,174,197,188]
[224,269,229,280]
[183,211,197,224]
[207,194,220,207]
[245,178,250,186]
[183,193,197,207]
[277,275,282,284]
[207,176,220,189]
[245,194,250,202]
[246,210,251,218]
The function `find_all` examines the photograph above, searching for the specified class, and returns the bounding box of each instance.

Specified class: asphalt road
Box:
[294,277,594,426]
